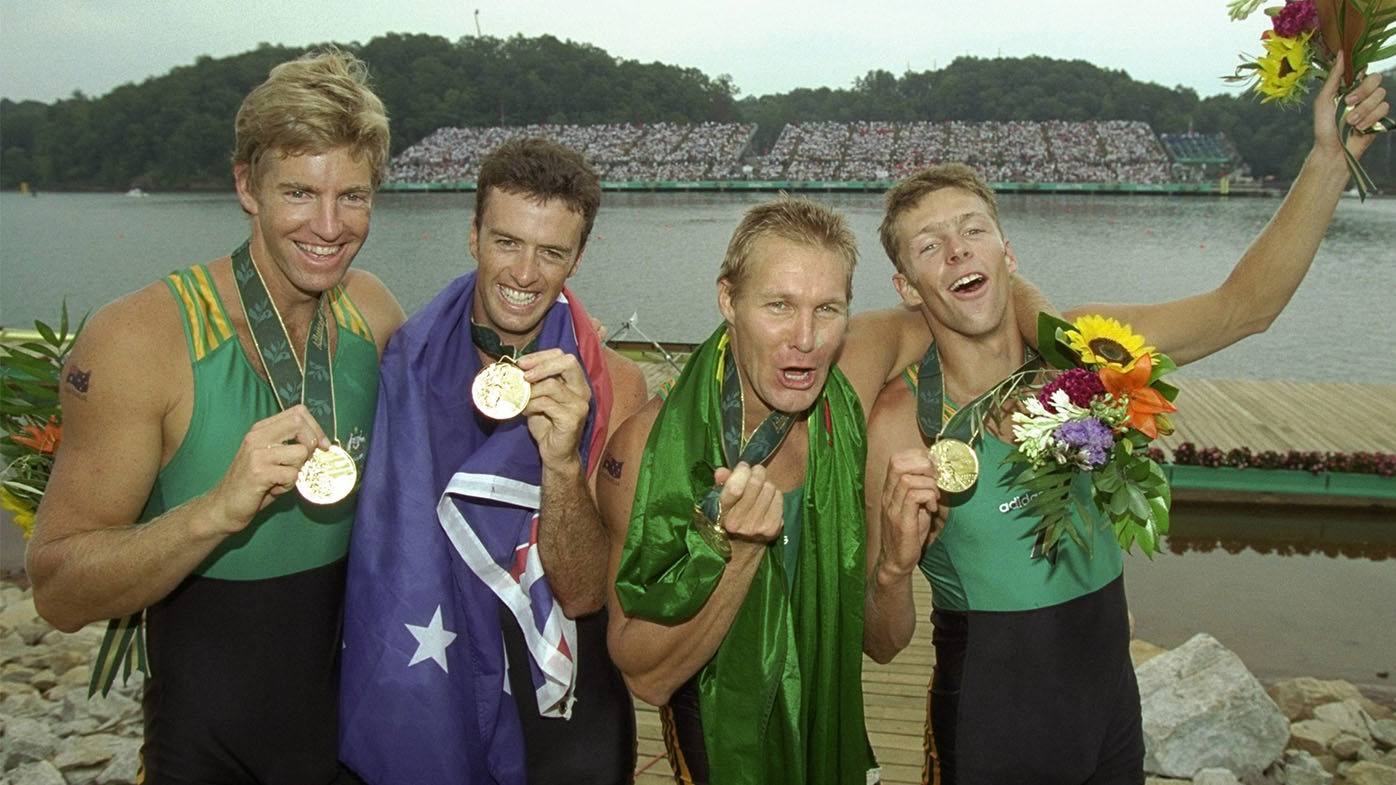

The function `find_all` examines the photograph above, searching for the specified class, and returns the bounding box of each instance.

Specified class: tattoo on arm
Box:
[602,454,623,481]
[65,365,91,398]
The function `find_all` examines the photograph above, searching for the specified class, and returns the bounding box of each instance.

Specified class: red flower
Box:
[12,416,61,454]
[1097,354,1177,440]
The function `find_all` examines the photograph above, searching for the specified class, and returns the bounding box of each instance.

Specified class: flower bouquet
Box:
[1,305,84,539]
[1004,314,1179,560]
[1225,0,1395,198]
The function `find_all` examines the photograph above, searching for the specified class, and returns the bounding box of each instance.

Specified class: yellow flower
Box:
[1,487,36,540]
[1064,315,1155,373]
[1254,31,1314,103]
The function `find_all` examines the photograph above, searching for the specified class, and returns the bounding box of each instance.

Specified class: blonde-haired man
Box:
[27,49,403,784]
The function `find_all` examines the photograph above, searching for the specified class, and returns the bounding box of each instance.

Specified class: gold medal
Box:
[928,438,979,493]
[296,443,358,505]
[472,358,531,419]
[692,504,732,560]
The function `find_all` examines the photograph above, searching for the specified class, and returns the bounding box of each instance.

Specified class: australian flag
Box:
[339,271,611,784]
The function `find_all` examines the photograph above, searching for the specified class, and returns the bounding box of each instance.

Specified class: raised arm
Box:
[26,288,328,632]
[1012,274,1057,348]
[1065,58,1388,366]
[598,402,783,706]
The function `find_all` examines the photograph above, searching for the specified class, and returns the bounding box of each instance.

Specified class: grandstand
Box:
[382,120,1249,193]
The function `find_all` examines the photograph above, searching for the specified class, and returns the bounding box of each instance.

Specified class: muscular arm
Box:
[862,381,939,664]
[1065,64,1388,366]
[1011,274,1057,348]
[522,347,647,617]
[839,306,929,416]
[841,275,1054,415]
[599,402,781,706]
[26,288,326,632]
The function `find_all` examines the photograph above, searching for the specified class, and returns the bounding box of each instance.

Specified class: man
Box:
[26,50,402,783]
[863,59,1388,784]
[601,194,959,785]
[338,137,648,785]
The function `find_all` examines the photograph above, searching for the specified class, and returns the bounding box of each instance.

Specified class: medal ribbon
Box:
[915,342,1040,444]
[697,332,797,524]
[470,322,539,360]
[231,241,338,440]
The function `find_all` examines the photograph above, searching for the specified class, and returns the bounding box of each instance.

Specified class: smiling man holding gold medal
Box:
[862,59,1388,784]
[338,138,647,785]
[26,49,404,783]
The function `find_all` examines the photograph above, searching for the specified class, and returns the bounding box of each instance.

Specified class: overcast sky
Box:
[1,0,1267,104]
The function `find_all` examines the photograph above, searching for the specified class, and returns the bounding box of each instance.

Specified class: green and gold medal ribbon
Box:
[915,342,1041,445]
[692,332,797,556]
[469,322,538,360]
[231,241,338,438]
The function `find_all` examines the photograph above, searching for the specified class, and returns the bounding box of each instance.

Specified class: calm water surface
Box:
[2,190,1393,699]
[3,189,1394,382]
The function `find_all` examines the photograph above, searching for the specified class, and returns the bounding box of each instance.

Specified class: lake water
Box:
[2,189,1395,383]
[2,189,1394,700]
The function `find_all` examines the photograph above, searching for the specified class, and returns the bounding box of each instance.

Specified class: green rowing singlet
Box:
[147,265,381,580]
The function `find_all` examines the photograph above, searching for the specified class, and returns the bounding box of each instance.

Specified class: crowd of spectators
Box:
[753,119,1177,183]
[385,119,1232,186]
[384,122,757,183]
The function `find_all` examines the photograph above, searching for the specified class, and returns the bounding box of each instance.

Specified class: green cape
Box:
[614,325,872,784]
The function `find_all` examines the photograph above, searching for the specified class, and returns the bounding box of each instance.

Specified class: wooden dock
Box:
[630,358,1396,456]
[632,578,939,785]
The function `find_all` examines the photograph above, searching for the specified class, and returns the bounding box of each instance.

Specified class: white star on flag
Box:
[405,605,457,673]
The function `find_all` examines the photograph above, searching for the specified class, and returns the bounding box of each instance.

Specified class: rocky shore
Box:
[3,576,1396,785]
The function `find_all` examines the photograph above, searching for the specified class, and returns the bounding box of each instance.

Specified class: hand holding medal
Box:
[232,242,358,507]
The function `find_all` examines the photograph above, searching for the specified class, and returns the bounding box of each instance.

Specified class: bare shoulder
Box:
[601,346,649,429]
[72,280,187,387]
[840,305,930,415]
[867,374,918,445]
[341,268,406,353]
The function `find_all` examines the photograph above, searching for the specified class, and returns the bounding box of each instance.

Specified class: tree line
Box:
[1,33,1390,191]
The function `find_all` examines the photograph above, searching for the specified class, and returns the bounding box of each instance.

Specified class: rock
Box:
[97,743,143,784]
[1370,717,1396,749]
[1314,700,1372,741]
[1131,638,1168,667]
[1194,768,1243,785]
[1268,678,1368,722]
[1291,719,1343,756]
[7,760,67,785]
[3,715,59,766]
[1282,750,1334,785]
[1342,761,1396,785]
[1333,733,1369,760]
[52,732,128,769]
[0,594,38,630]
[1138,633,1290,778]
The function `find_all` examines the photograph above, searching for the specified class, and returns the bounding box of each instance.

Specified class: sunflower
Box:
[1064,315,1154,374]
[1254,30,1315,104]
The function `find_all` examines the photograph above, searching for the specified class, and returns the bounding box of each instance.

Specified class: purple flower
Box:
[1272,0,1318,38]
[1054,418,1115,468]
[1037,368,1106,413]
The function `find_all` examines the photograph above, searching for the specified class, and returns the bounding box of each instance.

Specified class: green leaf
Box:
[34,320,59,347]
[1126,484,1150,520]
[1035,313,1079,370]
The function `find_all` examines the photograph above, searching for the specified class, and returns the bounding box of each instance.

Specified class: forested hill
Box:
[1,33,1391,191]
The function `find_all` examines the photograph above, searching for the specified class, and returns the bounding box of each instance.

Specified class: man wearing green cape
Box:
[600,197,881,785]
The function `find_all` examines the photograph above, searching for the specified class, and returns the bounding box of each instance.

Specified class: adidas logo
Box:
[999,491,1041,514]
